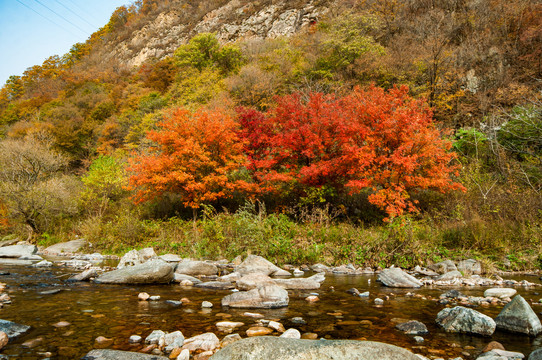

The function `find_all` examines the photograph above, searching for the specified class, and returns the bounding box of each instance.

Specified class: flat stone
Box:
[94,259,174,284]
[0,244,37,258]
[0,319,31,339]
[209,337,421,360]
[0,332,7,350]
[222,285,288,309]
[378,268,422,288]
[236,255,290,276]
[117,248,157,269]
[176,260,218,276]
[82,349,169,359]
[395,320,429,335]
[145,330,165,344]
[436,306,495,336]
[237,273,276,291]
[484,288,517,299]
[182,332,219,352]
[43,239,88,255]
[436,270,463,281]
[159,254,183,262]
[216,321,244,332]
[246,326,273,336]
[478,349,525,359]
[495,295,542,336]
[174,273,202,284]
[67,268,98,282]
[280,328,301,339]
[274,274,324,290]
[195,281,235,290]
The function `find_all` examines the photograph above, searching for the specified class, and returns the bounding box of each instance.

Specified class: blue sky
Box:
[0,0,129,85]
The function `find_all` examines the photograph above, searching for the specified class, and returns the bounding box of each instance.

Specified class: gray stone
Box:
[42,239,88,255]
[484,288,517,299]
[237,273,276,291]
[0,244,37,258]
[310,263,330,273]
[209,337,421,360]
[32,260,52,267]
[236,255,290,276]
[195,281,235,290]
[0,319,31,339]
[457,259,482,275]
[436,270,463,281]
[67,268,98,282]
[117,248,157,269]
[395,320,429,335]
[495,295,542,336]
[175,260,218,276]
[280,328,301,339]
[82,349,169,359]
[94,259,174,284]
[273,276,321,290]
[378,268,422,288]
[182,332,219,352]
[164,330,185,352]
[436,306,495,336]
[145,330,165,344]
[478,349,525,359]
[529,348,542,360]
[221,285,289,309]
[428,260,457,274]
[173,273,202,284]
[159,254,183,262]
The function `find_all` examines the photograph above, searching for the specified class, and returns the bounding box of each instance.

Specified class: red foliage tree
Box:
[238,85,464,219]
[128,108,251,215]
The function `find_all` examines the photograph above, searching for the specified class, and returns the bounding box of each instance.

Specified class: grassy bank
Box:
[31,203,542,272]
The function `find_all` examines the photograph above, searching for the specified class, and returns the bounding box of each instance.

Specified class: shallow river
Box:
[1,263,542,359]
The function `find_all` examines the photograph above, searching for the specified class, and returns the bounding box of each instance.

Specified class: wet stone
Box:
[395,320,429,335]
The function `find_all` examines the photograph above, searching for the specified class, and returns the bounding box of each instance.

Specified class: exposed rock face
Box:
[436,306,496,336]
[0,319,31,339]
[221,285,288,308]
[95,259,174,284]
[0,244,37,258]
[236,255,290,276]
[81,349,169,359]
[175,260,218,276]
[209,337,421,360]
[495,295,542,336]
[102,0,328,68]
[42,239,88,255]
[378,268,422,288]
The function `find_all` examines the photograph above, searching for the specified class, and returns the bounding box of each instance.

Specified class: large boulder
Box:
[0,319,31,339]
[209,337,421,360]
[81,349,169,359]
[94,259,174,284]
[457,259,482,275]
[0,244,37,258]
[495,295,542,336]
[175,260,218,276]
[236,255,290,276]
[378,268,422,288]
[42,239,88,255]
[117,248,157,269]
[436,306,496,336]
[221,285,289,308]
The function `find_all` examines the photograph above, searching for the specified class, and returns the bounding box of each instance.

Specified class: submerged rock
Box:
[395,320,429,335]
[209,337,421,360]
[495,295,542,336]
[221,285,288,308]
[378,268,422,288]
[436,306,495,336]
[0,319,31,339]
[82,349,169,359]
[94,259,174,284]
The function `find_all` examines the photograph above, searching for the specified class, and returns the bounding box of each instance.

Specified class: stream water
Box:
[1,262,541,359]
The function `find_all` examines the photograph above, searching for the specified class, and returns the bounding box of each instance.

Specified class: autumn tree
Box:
[238,85,464,219]
[128,108,252,218]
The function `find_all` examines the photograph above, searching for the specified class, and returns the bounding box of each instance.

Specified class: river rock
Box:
[529,348,542,360]
[273,276,321,290]
[32,260,52,267]
[310,263,330,273]
[209,337,421,360]
[195,281,235,290]
[436,306,495,336]
[246,326,273,336]
[117,248,157,269]
[182,332,220,352]
[378,268,422,288]
[457,259,482,275]
[0,319,31,339]
[176,260,218,276]
[436,270,463,281]
[174,273,202,284]
[429,260,457,274]
[237,273,276,291]
[495,295,542,336]
[484,288,517,299]
[0,332,7,350]
[0,244,37,258]
[220,333,242,348]
[280,328,301,339]
[42,239,88,255]
[164,330,185,352]
[67,268,98,282]
[478,349,525,359]
[216,321,244,333]
[82,349,169,359]
[236,255,290,276]
[145,330,165,344]
[159,254,183,263]
[94,259,174,284]
[221,285,289,308]
[395,320,429,335]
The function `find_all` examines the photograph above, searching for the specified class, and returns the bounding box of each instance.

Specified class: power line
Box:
[32,0,90,36]
[52,0,98,30]
[63,0,102,25]
[14,0,76,36]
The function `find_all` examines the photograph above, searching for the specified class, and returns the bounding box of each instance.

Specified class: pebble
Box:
[305,295,319,302]
[268,321,285,332]
[53,321,71,328]
[374,298,384,305]
[359,291,370,297]
[246,327,273,337]
[0,332,8,350]
[301,332,318,340]
[243,312,264,318]
[291,317,306,325]
[129,335,142,343]
[95,336,113,346]
[414,336,424,343]
[202,301,213,308]
[280,328,301,339]
[176,348,190,360]
[138,292,150,301]
[149,295,161,301]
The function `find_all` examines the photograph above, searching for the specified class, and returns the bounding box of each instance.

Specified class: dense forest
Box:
[0,0,541,270]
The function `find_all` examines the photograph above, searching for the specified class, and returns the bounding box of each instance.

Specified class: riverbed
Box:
[0,262,541,359]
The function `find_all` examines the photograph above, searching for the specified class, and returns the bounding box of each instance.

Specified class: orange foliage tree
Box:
[238,85,464,219]
[127,108,251,217]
